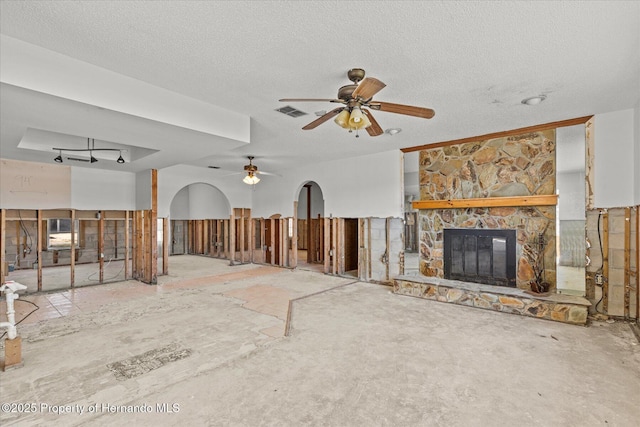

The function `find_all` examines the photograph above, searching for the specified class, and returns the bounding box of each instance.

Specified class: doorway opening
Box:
[296,181,324,272]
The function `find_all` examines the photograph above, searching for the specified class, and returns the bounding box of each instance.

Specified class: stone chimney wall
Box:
[418,130,557,290]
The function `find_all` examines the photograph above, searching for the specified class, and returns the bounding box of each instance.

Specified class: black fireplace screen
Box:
[443,228,516,287]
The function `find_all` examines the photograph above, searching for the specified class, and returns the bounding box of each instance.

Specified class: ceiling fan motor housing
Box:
[338,85,358,101]
[347,68,365,83]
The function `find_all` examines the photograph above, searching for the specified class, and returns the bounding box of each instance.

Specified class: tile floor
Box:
[1,255,342,339]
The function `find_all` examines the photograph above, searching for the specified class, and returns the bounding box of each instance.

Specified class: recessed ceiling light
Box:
[314,110,327,117]
[521,95,547,106]
[385,128,402,135]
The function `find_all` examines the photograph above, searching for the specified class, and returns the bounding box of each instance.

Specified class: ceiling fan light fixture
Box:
[334,109,351,129]
[243,172,260,185]
[348,106,366,129]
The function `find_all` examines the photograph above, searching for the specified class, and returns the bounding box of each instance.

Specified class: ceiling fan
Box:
[279,68,435,137]
[210,156,280,185]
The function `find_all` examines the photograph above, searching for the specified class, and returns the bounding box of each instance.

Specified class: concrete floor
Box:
[1,255,639,426]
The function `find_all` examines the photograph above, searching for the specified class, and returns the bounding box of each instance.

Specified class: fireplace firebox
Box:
[443,228,516,287]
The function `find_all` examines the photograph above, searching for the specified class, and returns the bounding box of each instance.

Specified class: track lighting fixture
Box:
[52,138,126,164]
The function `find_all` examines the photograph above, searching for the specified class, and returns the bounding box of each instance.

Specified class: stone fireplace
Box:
[417,130,557,291]
[394,129,591,325]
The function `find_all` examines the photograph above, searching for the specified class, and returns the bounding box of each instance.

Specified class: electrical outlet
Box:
[595,273,604,286]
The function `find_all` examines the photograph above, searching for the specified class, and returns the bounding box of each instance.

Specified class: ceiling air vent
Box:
[276,105,307,118]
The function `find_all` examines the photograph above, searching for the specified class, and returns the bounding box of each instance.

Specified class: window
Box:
[47,219,79,249]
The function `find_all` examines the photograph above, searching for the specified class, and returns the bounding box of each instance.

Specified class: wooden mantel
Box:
[412,194,558,210]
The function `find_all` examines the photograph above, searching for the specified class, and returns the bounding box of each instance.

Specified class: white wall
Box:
[157,164,252,218]
[0,159,136,210]
[169,183,230,220]
[594,109,636,208]
[170,187,190,219]
[71,168,136,210]
[0,158,71,209]
[252,150,403,219]
[135,170,152,210]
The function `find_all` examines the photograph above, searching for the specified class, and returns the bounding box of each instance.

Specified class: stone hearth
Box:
[393,275,590,325]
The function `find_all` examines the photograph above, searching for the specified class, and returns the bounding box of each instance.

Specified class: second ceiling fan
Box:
[279,68,435,137]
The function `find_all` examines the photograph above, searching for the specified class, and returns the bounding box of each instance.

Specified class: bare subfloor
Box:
[1,255,639,426]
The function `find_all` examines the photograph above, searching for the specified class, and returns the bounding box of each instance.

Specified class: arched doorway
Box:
[296,181,324,269]
[169,183,230,256]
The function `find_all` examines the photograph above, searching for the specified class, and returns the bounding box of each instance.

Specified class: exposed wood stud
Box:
[163,217,169,275]
[324,217,330,274]
[291,202,298,269]
[224,219,229,259]
[306,185,312,263]
[229,210,236,265]
[385,217,391,282]
[368,217,372,280]
[337,218,344,275]
[603,211,609,313]
[37,210,42,291]
[280,218,285,267]
[15,221,20,267]
[0,209,5,285]
[216,219,224,258]
[125,210,130,280]
[624,207,631,319]
[270,218,276,265]
[240,209,245,263]
[149,169,158,284]
[358,218,365,281]
[70,209,75,287]
[132,211,138,278]
[331,218,338,275]
[99,211,104,283]
[636,205,639,320]
[248,210,253,264]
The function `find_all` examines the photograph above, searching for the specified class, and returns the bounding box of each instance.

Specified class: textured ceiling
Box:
[1,1,638,176]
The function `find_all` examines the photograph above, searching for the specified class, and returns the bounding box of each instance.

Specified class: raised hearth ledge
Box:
[411,194,558,210]
[393,275,590,325]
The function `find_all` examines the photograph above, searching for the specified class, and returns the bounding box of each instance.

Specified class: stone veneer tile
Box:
[393,278,589,325]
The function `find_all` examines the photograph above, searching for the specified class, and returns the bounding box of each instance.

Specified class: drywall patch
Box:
[107,343,192,381]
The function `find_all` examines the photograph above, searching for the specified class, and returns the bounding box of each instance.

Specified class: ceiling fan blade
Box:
[256,170,282,177]
[363,109,383,137]
[279,98,343,103]
[302,107,344,130]
[369,101,435,119]
[352,77,386,101]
